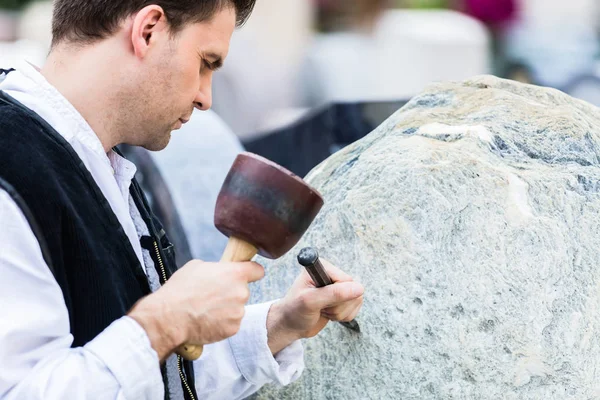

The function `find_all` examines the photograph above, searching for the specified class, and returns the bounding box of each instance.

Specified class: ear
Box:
[130,5,169,59]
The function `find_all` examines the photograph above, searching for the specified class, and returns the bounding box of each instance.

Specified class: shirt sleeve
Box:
[193,301,305,400]
[0,190,164,400]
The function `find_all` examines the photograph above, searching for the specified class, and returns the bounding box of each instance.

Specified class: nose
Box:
[194,76,213,111]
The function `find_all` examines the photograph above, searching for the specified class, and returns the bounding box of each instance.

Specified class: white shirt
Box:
[0,62,304,400]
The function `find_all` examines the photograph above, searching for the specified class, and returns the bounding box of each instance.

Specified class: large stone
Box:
[249,76,600,399]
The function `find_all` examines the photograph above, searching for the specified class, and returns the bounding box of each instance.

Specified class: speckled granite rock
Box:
[249,76,600,399]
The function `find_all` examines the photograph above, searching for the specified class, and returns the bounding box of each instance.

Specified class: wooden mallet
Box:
[177,152,324,360]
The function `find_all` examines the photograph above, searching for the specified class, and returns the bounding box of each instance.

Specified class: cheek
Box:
[164,54,196,86]
[181,65,201,99]
[182,59,200,84]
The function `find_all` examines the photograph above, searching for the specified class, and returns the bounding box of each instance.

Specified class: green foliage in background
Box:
[0,0,32,11]
[401,0,450,8]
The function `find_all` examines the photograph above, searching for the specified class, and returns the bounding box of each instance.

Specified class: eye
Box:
[201,59,215,72]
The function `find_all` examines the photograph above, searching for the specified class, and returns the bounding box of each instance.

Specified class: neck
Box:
[41,42,127,153]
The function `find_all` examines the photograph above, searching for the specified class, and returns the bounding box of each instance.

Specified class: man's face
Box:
[129,7,235,151]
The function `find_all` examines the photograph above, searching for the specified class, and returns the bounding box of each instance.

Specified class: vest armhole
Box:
[0,177,55,276]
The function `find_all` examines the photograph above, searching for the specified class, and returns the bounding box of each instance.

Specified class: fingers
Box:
[303,281,364,311]
[319,258,353,283]
[322,296,363,322]
[187,260,265,283]
[242,261,265,283]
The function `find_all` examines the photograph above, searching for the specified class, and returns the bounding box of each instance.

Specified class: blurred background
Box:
[3,0,600,139]
[2,0,600,262]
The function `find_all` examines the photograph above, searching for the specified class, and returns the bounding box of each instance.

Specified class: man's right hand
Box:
[128,260,265,361]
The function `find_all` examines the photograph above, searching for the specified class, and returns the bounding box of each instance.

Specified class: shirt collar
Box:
[0,61,137,183]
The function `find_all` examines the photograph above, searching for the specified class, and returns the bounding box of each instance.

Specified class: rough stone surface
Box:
[249,76,600,399]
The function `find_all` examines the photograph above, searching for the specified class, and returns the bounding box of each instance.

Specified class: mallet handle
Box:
[220,236,259,263]
[176,237,258,361]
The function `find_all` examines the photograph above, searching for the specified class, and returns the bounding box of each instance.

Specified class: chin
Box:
[142,132,172,152]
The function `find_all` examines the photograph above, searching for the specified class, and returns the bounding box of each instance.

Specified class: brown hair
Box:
[51,0,256,46]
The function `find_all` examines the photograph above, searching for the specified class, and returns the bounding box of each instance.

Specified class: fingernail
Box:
[352,283,364,297]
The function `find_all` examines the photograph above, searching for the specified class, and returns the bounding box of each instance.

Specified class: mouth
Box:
[173,119,186,130]
[179,118,189,124]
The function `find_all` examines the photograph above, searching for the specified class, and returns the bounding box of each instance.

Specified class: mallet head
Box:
[215,152,323,259]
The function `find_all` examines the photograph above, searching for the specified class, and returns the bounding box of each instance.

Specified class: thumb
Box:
[307,281,364,310]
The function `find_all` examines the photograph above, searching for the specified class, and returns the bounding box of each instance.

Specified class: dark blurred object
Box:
[0,0,32,10]
[399,0,449,8]
[243,100,408,177]
[315,0,389,32]
[504,62,533,85]
[462,0,517,26]
[119,145,193,267]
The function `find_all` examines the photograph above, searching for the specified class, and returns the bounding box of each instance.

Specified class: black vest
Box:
[0,177,53,270]
[0,90,198,400]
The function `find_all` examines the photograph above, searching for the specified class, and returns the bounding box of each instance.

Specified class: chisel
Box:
[297,247,361,332]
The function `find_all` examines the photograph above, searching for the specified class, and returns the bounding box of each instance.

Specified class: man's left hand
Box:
[266,259,364,355]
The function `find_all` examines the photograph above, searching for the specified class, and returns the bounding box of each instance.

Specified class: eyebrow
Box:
[201,52,224,71]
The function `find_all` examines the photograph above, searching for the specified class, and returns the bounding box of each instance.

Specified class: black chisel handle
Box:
[297,247,361,333]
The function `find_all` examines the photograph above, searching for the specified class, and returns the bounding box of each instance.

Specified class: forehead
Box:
[179,7,236,56]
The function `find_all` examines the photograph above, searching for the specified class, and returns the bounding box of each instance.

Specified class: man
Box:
[0,1,364,399]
